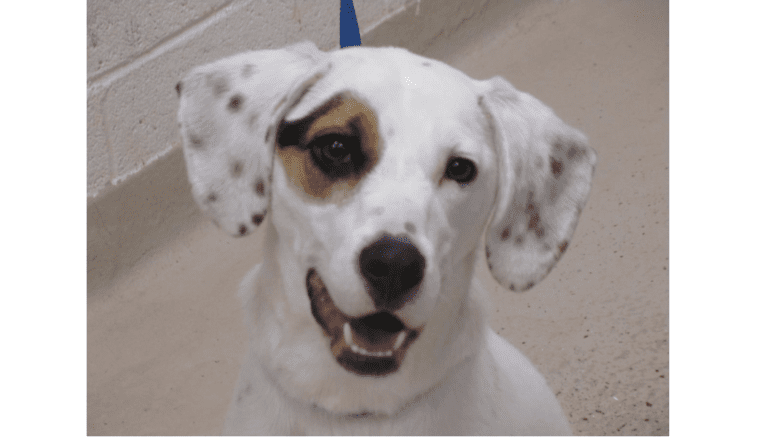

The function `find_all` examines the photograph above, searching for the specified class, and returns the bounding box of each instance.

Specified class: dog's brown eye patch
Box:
[308,134,365,179]
[444,157,477,185]
[276,95,380,202]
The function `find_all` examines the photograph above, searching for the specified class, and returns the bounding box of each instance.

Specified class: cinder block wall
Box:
[87,0,415,199]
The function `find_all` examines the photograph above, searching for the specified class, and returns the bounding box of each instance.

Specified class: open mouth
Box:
[306,269,421,376]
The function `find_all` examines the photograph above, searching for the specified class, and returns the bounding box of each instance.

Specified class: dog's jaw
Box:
[306,269,422,376]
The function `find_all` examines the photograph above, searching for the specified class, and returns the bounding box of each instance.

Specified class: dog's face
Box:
[176,43,595,414]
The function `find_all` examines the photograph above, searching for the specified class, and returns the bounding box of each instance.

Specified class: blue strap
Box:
[340,0,361,48]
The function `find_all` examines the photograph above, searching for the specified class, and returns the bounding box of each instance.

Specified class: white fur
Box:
[176,42,595,435]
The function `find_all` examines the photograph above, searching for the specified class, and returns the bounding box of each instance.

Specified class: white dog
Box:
[176,41,595,435]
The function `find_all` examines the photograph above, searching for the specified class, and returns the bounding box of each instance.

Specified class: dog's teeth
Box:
[343,322,353,346]
[393,331,407,350]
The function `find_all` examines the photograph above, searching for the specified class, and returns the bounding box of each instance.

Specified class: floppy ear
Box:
[479,77,596,291]
[176,41,328,236]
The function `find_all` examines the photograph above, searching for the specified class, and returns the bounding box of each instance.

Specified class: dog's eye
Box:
[308,134,364,178]
[444,157,477,185]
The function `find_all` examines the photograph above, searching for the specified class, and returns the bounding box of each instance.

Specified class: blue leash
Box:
[340,0,361,48]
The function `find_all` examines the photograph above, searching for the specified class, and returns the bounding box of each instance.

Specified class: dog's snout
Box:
[359,234,425,311]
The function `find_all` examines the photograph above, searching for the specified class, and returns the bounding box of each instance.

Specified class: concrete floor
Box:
[87,1,668,435]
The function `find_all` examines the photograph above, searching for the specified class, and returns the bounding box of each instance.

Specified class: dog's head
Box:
[177,42,595,414]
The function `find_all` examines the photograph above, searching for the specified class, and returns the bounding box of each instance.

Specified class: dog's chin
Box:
[306,269,422,377]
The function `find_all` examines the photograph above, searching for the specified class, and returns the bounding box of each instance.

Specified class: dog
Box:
[176,41,595,435]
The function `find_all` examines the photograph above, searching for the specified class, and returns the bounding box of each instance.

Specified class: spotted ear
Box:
[479,77,596,291]
[176,41,328,236]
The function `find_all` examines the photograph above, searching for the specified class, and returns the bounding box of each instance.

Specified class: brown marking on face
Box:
[175,81,182,97]
[558,240,569,254]
[255,179,265,196]
[238,224,248,236]
[276,94,381,202]
[500,227,511,241]
[252,213,264,225]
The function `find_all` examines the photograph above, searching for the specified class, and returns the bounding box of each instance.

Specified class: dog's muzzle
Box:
[306,265,423,376]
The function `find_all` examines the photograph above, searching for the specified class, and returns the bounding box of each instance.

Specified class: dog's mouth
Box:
[306,269,421,376]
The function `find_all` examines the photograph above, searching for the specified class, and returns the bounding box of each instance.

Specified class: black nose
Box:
[359,234,425,311]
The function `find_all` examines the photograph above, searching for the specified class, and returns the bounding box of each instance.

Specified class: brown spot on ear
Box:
[188,133,203,148]
[206,193,217,203]
[231,161,244,177]
[558,241,569,254]
[526,192,545,239]
[551,157,564,178]
[208,73,229,97]
[500,227,511,241]
[228,94,244,112]
[238,224,247,235]
[255,179,265,196]
[252,213,264,225]
[242,64,256,78]
[175,81,182,97]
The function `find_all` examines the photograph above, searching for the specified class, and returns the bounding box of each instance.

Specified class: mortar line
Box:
[87,0,251,94]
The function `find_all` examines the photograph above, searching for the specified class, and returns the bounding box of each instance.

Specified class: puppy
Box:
[176,41,595,435]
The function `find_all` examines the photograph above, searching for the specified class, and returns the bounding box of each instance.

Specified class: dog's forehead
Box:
[286,47,481,124]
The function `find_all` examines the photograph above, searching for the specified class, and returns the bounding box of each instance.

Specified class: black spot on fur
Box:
[558,241,569,254]
[551,157,564,178]
[255,179,265,196]
[188,133,203,148]
[228,94,244,112]
[208,73,229,97]
[252,213,264,225]
[231,161,244,177]
[238,224,247,236]
[242,64,256,78]
[206,193,217,203]
[500,227,511,241]
[175,81,182,97]
[509,284,516,291]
